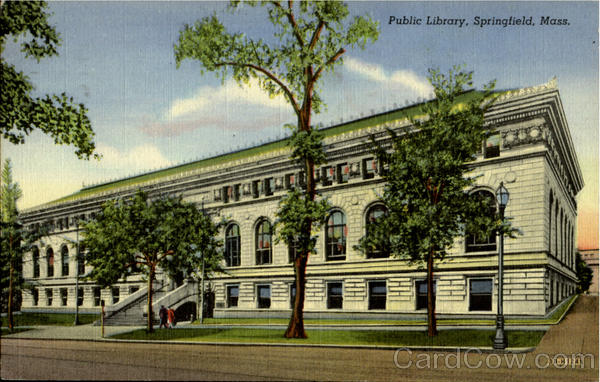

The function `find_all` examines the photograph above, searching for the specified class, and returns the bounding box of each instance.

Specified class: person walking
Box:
[159,305,168,329]
[167,307,176,328]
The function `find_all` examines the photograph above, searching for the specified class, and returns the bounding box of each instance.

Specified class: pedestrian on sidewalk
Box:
[159,305,168,329]
[167,307,176,328]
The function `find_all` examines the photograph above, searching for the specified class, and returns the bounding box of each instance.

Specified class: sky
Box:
[2,1,598,249]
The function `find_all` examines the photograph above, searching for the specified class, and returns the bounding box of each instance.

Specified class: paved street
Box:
[1,296,597,381]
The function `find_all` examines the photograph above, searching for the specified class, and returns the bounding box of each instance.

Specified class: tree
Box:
[0,159,45,330]
[358,68,515,336]
[81,190,223,332]
[576,252,593,293]
[175,0,378,339]
[0,1,98,159]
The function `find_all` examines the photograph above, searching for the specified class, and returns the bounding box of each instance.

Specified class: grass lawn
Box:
[196,295,578,327]
[1,312,98,327]
[111,328,544,348]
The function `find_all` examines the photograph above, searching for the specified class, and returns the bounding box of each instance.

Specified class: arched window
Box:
[365,204,389,259]
[465,190,497,252]
[46,247,54,277]
[225,224,241,267]
[325,210,347,261]
[61,245,69,276]
[32,247,40,278]
[255,219,272,265]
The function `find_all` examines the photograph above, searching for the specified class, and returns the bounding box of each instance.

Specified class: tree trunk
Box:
[146,266,155,333]
[427,248,437,336]
[7,234,14,331]
[285,254,308,338]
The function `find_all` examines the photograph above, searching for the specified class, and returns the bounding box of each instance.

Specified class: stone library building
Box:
[20,79,583,324]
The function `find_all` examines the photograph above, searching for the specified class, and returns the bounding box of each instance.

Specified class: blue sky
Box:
[3,1,598,248]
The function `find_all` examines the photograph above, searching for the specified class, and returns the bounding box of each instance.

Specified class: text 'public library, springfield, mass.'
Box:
[20,79,583,324]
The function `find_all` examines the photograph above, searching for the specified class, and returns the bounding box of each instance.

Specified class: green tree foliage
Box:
[576,252,593,293]
[359,67,516,336]
[82,190,223,332]
[0,159,46,330]
[0,1,98,159]
[175,0,378,339]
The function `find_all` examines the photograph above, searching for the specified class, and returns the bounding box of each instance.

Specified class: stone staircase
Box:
[99,284,168,326]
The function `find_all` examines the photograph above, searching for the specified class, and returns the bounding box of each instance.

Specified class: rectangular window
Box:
[252,180,261,198]
[285,173,296,189]
[257,285,271,309]
[77,287,84,306]
[337,163,349,184]
[60,288,68,306]
[322,167,334,186]
[129,286,139,295]
[93,287,101,306]
[484,133,501,158]
[46,289,53,306]
[368,281,386,310]
[469,279,493,311]
[233,184,241,201]
[363,158,377,179]
[416,280,436,310]
[112,287,120,304]
[327,282,343,309]
[32,289,39,306]
[264,178,274,196]
[227,285,239,308]
[222,186,231,203]
[298,171,306,189]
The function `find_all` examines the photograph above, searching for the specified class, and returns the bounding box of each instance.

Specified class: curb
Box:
[3,335,536,354]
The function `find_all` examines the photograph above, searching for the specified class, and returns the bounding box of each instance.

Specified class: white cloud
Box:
[95,143,173,173]
[344,57,432,97]
[165,77,289,120]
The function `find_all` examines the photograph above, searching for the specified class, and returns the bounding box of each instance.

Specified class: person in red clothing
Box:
[167,307,176,328]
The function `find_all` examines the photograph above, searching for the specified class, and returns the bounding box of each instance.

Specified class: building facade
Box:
[20,79,583,320]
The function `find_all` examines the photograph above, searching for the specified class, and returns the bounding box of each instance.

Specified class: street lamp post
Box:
[493,182,510,350]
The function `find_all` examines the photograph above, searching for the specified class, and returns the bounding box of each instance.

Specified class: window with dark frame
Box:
[325,211,347,261]
[93,287,101,306]
[46,247,54,277]
[416,280,436,310]
[60,288,68,306]
[222,186,231,203]
[264,178,274,196]
[233,184,240,201]
[225,224,241,267]
[322,166,334,186]
[33,247,40,278]
[368,281,386,310]
[252,180,261,198]
[112,287,120,304]
[288,239,299,263]
[77,253,85,276]
[61,246,69,276]
[46,289,53,306]
[285,173,296,189]
[483,133,501,158]
[337,163,349,184]
[466,190,497,252]
[227,285,239,307]
[363,157,377,179]
[257,285,271,309]
[255,219,272,265]
[365,204,390,258]
[327,282,343,309]
[469,279,493,311]
[77,287,84,306]
[32,289,38,306]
